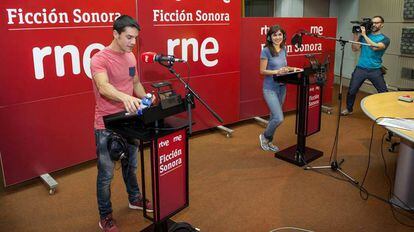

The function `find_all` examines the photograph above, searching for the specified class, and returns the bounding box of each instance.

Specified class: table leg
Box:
[391,139,414,210]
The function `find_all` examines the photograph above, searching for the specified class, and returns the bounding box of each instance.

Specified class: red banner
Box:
[0,0,136,186]
[154,129,187,220]
[136,0,241,130]
[240,18,336,119]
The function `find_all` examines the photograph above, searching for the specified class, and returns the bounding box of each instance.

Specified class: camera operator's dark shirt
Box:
[357,33,390,69]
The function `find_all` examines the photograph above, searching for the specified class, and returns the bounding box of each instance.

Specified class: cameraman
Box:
[341,16,390,116]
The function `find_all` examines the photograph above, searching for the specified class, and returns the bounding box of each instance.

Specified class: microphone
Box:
[291,30,308,47]
[141,52,186,63]
[291,33,303,47]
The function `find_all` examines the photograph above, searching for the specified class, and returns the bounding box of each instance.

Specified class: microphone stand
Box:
[298,32,372,185]
[162,61,223,134]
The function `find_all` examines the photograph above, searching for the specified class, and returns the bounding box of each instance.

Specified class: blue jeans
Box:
[263,84,286,141]
[95,129,141,219]
[346,67,388,112]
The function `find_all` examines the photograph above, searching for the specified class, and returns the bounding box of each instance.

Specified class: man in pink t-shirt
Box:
[90,15,154,232]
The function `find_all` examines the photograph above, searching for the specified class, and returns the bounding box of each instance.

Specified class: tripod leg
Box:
[337,168,359,184]
[305,165,331,170]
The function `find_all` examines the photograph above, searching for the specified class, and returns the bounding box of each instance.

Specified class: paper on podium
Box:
[378,118,414,131]
[274,69,303,77]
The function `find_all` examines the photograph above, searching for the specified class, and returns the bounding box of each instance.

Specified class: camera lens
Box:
[352,26,361,33]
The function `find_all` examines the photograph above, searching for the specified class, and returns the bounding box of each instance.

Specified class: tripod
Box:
[301,34,371,185]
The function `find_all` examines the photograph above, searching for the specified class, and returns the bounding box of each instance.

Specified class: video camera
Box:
[351,18,373,34]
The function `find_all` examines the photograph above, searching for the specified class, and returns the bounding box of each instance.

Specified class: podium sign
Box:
[306,84,322,136]
[154,128,188,221]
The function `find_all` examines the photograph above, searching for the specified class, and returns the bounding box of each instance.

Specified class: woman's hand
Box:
[278,67,289,74]
[286,66,303,72]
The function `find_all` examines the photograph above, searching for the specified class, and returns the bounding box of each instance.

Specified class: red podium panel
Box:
[306,85,322,136]
[154,129,188,221]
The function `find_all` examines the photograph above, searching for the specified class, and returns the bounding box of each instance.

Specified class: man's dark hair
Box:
[113,15,141,34]
[373,15,384,23]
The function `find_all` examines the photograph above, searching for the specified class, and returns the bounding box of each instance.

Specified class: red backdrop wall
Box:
[137,0,241,130]
[0,1,336,186]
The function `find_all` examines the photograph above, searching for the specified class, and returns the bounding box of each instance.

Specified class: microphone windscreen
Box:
[291,34,302,47]
[141,52,156,63]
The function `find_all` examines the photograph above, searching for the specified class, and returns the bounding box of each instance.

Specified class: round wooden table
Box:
[361,91,414,210]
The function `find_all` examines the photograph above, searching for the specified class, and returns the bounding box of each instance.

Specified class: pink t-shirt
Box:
[90,47,137,129]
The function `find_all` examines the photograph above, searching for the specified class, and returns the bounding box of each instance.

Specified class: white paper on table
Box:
[377,118,414,131]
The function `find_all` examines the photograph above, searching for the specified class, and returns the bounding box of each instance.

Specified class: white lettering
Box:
[168,37,219,67]
[6,8,69,25]
[294,43,323,53]
[6,8,18,24]
[73,9,120,24]
[260,25,270,35]
[195,10,230,22]
[309,94,319,101]
[181,38,199,62]
[32,43,104,80]
[153,9,192,22]
[32,46,52,80]
[54,45,80,77]
[173,135,182,142]
[159,140,170,148]
[310,26,324,35]
[159,148,182,164]
[160,158,182,174]
[200,37,219,67]
[83,43,105,78]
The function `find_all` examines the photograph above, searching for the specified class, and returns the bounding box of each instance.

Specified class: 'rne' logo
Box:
[32,43,104,80]
[32,36,220,80]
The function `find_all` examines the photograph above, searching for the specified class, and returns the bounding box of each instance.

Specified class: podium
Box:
[273,68,323,166]
[103,99,194,232]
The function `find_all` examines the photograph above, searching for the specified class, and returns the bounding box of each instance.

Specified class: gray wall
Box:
[304,0,330,17]
[359,0,414,90]
[330,0,414,91]
[275,0,304,17]
[245,0,274,17]
[329,0,359,83]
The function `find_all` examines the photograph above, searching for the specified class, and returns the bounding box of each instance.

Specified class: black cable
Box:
[328,109,341,163]
[186,60,191,85]
[302,114,414,226]
[355,116,414,227]
[358,117,380,200]
[379,130,414,225]
[358,117,395,200]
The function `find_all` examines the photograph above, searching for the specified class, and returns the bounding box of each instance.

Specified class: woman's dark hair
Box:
[113,15,141,34]
[265,25,287,57]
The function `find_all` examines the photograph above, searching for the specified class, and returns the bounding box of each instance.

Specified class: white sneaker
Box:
[341,109,353,116]
[259,134,270,151]
[267,142,280,152]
